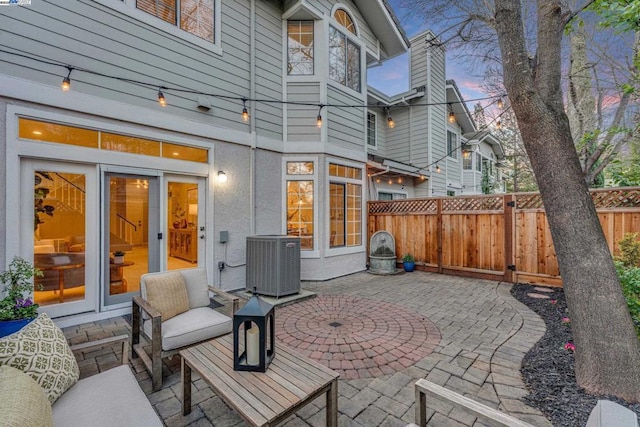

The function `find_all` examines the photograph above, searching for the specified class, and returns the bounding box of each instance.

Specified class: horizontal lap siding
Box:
[386,108,411,162]
[287,82,321,141]
[327,87,364,151]
[255,0,284,139]
[0,0,284,136]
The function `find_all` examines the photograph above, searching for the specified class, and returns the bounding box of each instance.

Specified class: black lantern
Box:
[233,291,275,372]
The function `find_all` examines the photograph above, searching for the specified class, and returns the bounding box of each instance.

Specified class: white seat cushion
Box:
[52,365,161,427]
[144,307,232,351]
[179,268,211,309]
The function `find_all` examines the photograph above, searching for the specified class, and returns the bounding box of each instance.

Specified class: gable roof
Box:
[463,130,505,160]
[353,0,410,60]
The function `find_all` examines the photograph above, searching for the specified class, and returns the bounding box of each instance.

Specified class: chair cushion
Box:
[179,268,211,309]
[0,365,53,427]
[0,313,79,404]
[144,307,232,351]
[52,365,162,427]
[144,272,190,321]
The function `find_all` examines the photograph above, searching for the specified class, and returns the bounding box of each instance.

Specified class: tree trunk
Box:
[495,0,640,402]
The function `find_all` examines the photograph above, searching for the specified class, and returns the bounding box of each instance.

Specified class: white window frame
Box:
[447,130,458,160]
[287,20,315,76]
[377,191,406,200]
[326,158,365,256]
[366,111,377,148]
[282,157,319,258]
[94,0,222,55]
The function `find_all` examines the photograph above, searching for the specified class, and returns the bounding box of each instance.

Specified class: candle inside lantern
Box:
[246,325,259,365]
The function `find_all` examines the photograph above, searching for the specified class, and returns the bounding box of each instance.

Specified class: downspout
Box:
[426,49,433,195]
[250,0,256,235]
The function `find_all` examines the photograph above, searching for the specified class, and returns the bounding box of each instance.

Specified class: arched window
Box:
[333,8,356,34]
[329,8,360,91]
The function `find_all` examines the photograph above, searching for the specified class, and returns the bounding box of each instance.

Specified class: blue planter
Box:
[0,318,35,338]
[403,262,415,272]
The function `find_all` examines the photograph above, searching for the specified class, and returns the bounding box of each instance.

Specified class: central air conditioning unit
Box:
[246,235,301,298]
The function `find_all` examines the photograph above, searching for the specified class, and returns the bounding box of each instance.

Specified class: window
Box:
[447,190,456,197]
[286,161,315,250]
[367,112,376,147]
[287,21,314,75]
[378,192,406,200]
[463,151,472,169]
[329,163,362,248]
[329,25,361,92]
[334,8,356,34]
[447,131,457,159]
[476,153,482,171]
[136,0,215,42]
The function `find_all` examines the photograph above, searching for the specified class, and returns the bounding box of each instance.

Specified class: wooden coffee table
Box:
[180,334,339,426]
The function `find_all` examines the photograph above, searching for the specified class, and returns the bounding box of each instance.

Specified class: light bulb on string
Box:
[497,98,504,109]
[61,67,72,91]
[158,88,167,107]
[386,108,395,129]
[436,164,441,173]
[241,98,249,122]
[448,110,455,123]
[316,104,324,128]
[496,119,502,130]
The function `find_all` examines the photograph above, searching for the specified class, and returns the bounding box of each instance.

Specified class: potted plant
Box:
[113,251,126,264]
[402,254,416,272]
[0,257,42,337]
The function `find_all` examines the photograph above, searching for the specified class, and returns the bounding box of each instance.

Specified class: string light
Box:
[157,88,167,107]
[61,67,72,91]
[316,104,324,128]
[386,107,395,129]
[241,98,249,122]
[436,163,441,173]
[497,98,504,109]
[496,119,502,130]
[448,109,455,124]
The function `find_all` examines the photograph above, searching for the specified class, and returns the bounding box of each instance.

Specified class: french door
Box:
[22,159,98,318]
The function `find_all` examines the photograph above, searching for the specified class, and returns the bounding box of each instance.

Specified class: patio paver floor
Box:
[63,271,553,427]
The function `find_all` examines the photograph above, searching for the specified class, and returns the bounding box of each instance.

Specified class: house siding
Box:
[287,82,322,141]
[0,0,284,137]
[327,86,365,152]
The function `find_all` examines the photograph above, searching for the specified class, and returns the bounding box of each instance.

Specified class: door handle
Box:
[199,235,205,239]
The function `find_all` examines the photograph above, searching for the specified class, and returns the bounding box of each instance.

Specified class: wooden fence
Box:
[368,187,640,287]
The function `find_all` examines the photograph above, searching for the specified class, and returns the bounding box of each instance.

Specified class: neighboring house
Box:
[365,32,506,198]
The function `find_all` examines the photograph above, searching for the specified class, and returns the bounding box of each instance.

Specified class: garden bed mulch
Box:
[511,284,640,426]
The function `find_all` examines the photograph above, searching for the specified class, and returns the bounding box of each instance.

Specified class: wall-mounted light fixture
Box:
[217,171,228,183]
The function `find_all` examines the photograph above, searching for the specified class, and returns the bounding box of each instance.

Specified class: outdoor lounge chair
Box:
[131,268,239,391]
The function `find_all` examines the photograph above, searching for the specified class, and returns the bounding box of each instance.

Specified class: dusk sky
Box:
[367,0,487,102]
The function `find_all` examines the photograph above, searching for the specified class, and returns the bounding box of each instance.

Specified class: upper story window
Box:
[367,112,376,147]
[447,130,457,159]
[136,0,215,42]
[334,9,356,34]
[329,26,361,92]
[287,21,314,75]
[475,153,482,172]
[329,9,360,92]
[463,151,472,169]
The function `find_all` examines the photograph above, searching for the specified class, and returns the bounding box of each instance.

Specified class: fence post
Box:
[504,194,516,283]
[437,199,443,274]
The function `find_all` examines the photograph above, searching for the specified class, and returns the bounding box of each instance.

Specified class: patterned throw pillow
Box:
[0,313,79,404]
[0,365,53,427]
[145,272,190,321]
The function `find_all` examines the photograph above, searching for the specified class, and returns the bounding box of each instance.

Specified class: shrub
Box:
[402,254,415,263]
[615,262,640,339]
[617,232,640,267]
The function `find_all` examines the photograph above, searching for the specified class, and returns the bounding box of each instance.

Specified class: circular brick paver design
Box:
[275,295,441,379]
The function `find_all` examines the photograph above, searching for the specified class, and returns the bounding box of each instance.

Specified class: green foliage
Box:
[34,172,55,231]
[606,156,640,187]
[402,253,415,263]
[481,166,494,194]
[617,232,640,267]
[615,262,640,338]
[590,0,640,31]
[0,257,42,321]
